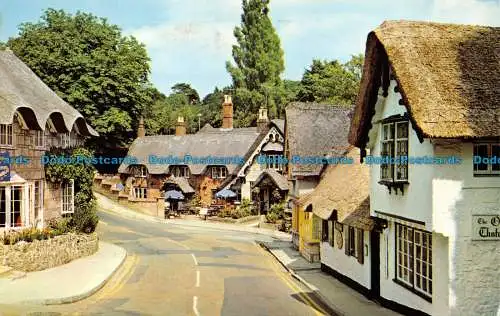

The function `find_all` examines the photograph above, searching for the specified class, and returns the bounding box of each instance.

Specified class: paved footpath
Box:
[259,240,402,316]
[0,242,126,305]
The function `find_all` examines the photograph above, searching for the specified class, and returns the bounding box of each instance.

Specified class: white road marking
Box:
[191,253,198,266]
[193,296,200,316]
[196,270,200,287]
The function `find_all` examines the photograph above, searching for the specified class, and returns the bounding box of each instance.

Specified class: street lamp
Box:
[197,113,202,131]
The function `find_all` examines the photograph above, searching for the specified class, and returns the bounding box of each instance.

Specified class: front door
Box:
[370,230,380,299]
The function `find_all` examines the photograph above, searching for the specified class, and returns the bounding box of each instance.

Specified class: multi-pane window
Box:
[60,133,71,148]
[346,226,364,264]
[0,187,6,228]
[381,121,409,181]
[312,215,322,241]
[34,130,45,148]
[211,166,227,179]
[322,219,329,242]
[0,124,13,146]
[396,223,432,297]
[171,166,190,178]
[347,226,357,256]
[34,180,43,221]
[134,187,147,199]
[10,186,23,227]
[61,180,75,214]
[266,155,283,171]
[473,143,500,176]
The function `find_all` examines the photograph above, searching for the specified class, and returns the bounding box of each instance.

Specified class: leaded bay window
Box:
[266,155,283,171]
[0,124,13,146]
[473,143,500,176]
[396,223,432,299]
[34,130,45,148]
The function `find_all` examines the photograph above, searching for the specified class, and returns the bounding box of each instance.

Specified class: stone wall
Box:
[0,233,98,272]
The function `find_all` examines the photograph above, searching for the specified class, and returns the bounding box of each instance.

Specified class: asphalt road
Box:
[0,210,335,316]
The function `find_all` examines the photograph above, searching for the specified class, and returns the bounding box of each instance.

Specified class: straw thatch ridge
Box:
[298,147,375,231]
[0,49,97,136]
[349,20,500,147]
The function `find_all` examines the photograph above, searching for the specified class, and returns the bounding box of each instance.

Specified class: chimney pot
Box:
[222,95,233,129]
[257,107,269,133]
[175,116,186,136]
[137,116,146,138]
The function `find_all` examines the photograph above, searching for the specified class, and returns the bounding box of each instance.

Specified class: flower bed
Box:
[0,232,98,272]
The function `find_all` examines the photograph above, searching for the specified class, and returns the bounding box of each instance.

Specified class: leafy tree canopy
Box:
[297,54,364,106]
[7,9,153,149]
[226,0,285,126]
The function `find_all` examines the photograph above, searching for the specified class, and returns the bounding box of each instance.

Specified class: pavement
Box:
[259,240,402,316]
[0,242,126,305]
[96,192,292,241]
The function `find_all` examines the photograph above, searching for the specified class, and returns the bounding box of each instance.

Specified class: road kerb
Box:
[257,241,345,316]
[19,242,127,305]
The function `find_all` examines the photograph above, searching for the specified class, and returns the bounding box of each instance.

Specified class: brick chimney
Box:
[257,107,269,133]
[137,116,145,138]
[222,95,233,129]
[175,116,186,136]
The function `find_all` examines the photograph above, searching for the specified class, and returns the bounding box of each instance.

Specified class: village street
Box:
[0,209,335,316]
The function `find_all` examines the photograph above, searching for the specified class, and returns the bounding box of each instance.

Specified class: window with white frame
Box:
[171,166,190,178]
[381,121,408,181]
[10,186,23,227]
[211,166,227,179]
[473,143,500,176]
[61,180,75,214]
[134,187,147,199]
[266,155,283,171]
[34,130,45,148]
[34,180,43,221]
[60,132,71,148]
[396,223,432,298]
[0,187,6,228]
[133,165,147,177]
[0,124,13,146]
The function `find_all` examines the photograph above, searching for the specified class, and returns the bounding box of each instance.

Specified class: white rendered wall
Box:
[240,160,265,200]
[320,230,372,289]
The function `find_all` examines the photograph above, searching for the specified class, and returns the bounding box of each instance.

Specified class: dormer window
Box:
[0,124,13,146]
[171,165,190,178]
[379,116,409,194]
[266,155,283,171]
[211,166,227,179]
[133,165,147,178]
[473,143,500,176]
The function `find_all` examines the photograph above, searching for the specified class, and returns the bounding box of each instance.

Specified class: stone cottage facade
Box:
[0,48,97,230]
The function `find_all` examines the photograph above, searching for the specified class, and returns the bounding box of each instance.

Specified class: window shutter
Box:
[357,229,364,264]
[345,225,350,255]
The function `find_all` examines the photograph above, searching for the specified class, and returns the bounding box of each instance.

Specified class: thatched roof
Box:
[252,169,289,191]
[285,102,353,177]
[163,177,195,194]
[349,20,500,147]
[118,128,260,175]
[0,49,97,136]
[298,147,375,231]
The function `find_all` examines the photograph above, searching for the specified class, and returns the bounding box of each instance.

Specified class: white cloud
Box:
[430,0,500,26]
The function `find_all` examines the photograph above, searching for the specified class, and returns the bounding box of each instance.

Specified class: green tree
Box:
[171,83,200,104]
[297,54,364,106]
[226,0,285,125]
[7,9,153,149]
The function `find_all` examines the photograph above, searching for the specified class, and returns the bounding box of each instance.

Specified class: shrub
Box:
[44,146,99,234]
[266,202,286,223]
[1,226,66,245]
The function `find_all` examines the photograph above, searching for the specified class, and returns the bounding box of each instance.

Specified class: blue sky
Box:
[1,0,499,97]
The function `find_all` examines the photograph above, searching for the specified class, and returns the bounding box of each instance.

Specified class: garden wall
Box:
[0,233,98,272]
